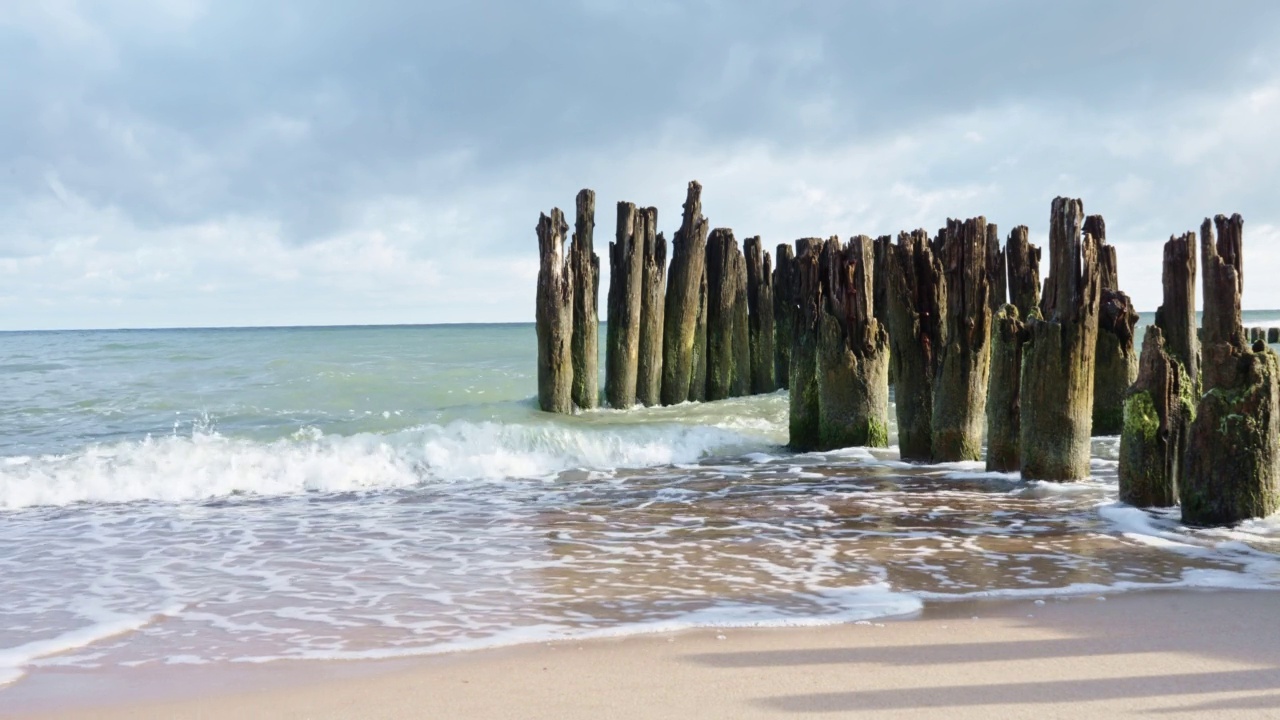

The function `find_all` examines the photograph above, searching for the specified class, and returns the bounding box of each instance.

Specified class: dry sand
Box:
[10,589,1280,719]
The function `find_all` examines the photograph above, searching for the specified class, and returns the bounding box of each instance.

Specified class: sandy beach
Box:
[8,588,1279,719]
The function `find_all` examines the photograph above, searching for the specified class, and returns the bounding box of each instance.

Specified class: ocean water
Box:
[2,317,1280,690]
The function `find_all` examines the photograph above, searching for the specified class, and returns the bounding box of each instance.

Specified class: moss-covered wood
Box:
[1182,214,1280,526]
[772,243,795,391]
[636,211,666,407]
[745,236,777,394]
[816,236,890,449]
[1006,225,1041,321]
[986,303,1025,472]
[536,208,575,414]
[1154,232,1198,394]
[569,189,600,410]
[1020,197,1103,480]
[605,202,644,408]
[660,181,709,406]
[885,229,945,461]
[788,238,823,450]
[1118,326,1191,507]
[933,217,992,462]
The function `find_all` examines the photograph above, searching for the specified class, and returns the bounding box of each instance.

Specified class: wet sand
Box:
[10,589,1280,719]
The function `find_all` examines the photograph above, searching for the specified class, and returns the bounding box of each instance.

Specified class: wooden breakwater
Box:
[534,181,1279,527]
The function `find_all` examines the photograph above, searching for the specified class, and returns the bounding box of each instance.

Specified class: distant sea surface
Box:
[2,315,1279,689]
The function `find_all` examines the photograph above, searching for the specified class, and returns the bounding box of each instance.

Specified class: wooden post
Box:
[569,190,600,410]
[636,210,666,407]
[1182,214,1280,525]
[1119,326,1191,507]
[1020,198,1103,481]
[706,229,748,400]
[986,303,1024,471]
[1088,216,1139,436]
[772,243,795,390]
[606,202,644,408]
[932,217,992,462]
[660,181,710,405]
[817,236,890,448]
[745,236,777,394]
[874,235,894,387]
[1271,329,1279,344]
[885,230,945,461]
[1006,226,1041,321]
[1154,233,1198,393]
[788,238,823,450]
[986,223,1007,314]
[536,209,575,414]
[689,269,708,402]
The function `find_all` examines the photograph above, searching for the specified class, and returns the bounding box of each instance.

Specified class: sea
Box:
[2,313,1280,693]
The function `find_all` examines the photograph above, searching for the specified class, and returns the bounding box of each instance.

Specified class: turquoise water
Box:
[1,320,1278,691]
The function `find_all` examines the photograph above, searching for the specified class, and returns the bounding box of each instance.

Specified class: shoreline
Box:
[8,587,1280,719]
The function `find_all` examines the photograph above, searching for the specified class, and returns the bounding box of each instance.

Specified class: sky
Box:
[4,0,1280,330]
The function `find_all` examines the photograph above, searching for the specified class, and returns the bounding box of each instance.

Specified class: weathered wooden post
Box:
[885,230,945,461]
[636,210,666,407]
[1006,225,1041,320]
[606,202,644,408]
[536,209,575,414]
[689,270,709,402]
[1087,216,1139,436]
[773,243,795,390]
[569,190,600,410]
[986,304,1024,471]
[1154,233,1199,391]
[745,236,777,394]
[986,226,1040,470]
[1020,198,1103,480]
[816,236,890,448]
[705,228,750,400]
[1182,214,1280,525]
[874,235,895,387]
[788,238,823,450]
[933,217,992,461]
[660,182,710,406]
[1271,329,1280,344]
[1119,327,1191,507]
[986,223,1007,314]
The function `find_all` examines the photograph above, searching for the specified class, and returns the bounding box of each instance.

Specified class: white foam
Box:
[0,419,773,509]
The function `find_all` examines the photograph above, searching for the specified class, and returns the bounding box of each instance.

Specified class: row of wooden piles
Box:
[536,182,1279,528]
[537,182,782,415]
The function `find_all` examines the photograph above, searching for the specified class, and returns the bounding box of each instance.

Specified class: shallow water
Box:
[1,321,1278,689]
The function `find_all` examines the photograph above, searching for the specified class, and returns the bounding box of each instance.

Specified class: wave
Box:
[0,418,777,510]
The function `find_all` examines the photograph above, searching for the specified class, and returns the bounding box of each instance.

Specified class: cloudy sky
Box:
[4,0,1280,330]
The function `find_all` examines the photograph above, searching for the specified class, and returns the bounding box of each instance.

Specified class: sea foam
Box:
[0,419,773,509]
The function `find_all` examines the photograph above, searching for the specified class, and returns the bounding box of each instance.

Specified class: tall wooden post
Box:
[536,209,575,414]
[569,190,599,410]
[606,202,644,408]
[788,238,823,450]
[885,230,945,461]
[772,243,795,391]
[1020,198,1103,480]
[933,217,992,462]
[1087,216,1139,435]
[1182,214,1280,525]
[636,210,666,407]
[660,182,709,405]
[745,236,777,394]
[817,236,890,448]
